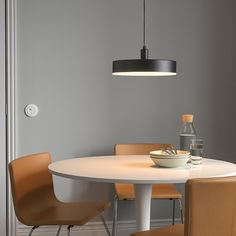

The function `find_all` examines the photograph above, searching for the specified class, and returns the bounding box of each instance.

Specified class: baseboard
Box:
[17,218,182,236]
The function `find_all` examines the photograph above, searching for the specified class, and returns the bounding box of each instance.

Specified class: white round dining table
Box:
[48,155,236,231]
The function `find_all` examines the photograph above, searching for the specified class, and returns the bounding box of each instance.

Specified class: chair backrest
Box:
[185,177,236,236]
[8,152,56,225]
[114,143,173,155]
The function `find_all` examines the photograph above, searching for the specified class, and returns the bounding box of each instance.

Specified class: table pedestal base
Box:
[134,184,152,231]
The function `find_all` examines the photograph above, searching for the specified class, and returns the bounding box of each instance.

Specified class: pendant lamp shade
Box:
[112,0,177,77]
[112,59,176,76]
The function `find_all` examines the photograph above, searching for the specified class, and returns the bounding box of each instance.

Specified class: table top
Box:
[48,155,236,184]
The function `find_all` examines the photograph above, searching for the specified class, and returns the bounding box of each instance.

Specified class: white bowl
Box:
[150,156,189,168]
[150,150,190,168]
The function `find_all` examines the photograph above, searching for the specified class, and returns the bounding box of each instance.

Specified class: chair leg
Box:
[100,214,111,236]
[112,194,118,236]
[67,225,74,236]
[172,199,176,225]
[28,226,39,236]
[56,225,62,236]
[178,199,184,224]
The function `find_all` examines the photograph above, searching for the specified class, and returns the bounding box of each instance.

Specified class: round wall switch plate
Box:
[24,104,39,117]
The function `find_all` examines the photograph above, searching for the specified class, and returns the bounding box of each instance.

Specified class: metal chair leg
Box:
[178,199,184,224]
[172,199,176,225]
[28,226,39,236]
[56,225,62,236]
[112,194,118,236]
[100,214,111,236]
[67,225,74,236]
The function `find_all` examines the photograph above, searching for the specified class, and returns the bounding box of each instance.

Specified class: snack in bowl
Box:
[150,150,190,168]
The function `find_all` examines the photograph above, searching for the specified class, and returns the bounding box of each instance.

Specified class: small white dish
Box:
[190,156,203,165]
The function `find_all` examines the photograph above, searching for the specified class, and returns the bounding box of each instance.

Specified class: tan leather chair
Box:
[130,176,236,236]
[112,144,183,236]
[8,152,111,236]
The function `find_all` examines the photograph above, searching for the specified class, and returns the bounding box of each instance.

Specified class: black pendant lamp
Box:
[112,0,177,76]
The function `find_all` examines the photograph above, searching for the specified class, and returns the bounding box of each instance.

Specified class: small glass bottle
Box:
[180,114,196,151]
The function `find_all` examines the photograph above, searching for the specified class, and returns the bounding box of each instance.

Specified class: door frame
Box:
[5,0,17,235]
[0,0,6,235]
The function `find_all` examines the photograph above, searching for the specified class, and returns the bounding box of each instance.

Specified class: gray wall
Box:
[0,0,6,234]
[16,0,236,222]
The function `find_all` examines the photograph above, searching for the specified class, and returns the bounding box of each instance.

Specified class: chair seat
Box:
[115,183,182,200]
[130,224,184,236]
[21,200,111,226]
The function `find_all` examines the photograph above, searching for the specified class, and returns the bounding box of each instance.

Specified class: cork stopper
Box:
[182,114,193,123]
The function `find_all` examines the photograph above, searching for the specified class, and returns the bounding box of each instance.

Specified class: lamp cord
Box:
[143,0,146,47]
[141,0,148,59]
